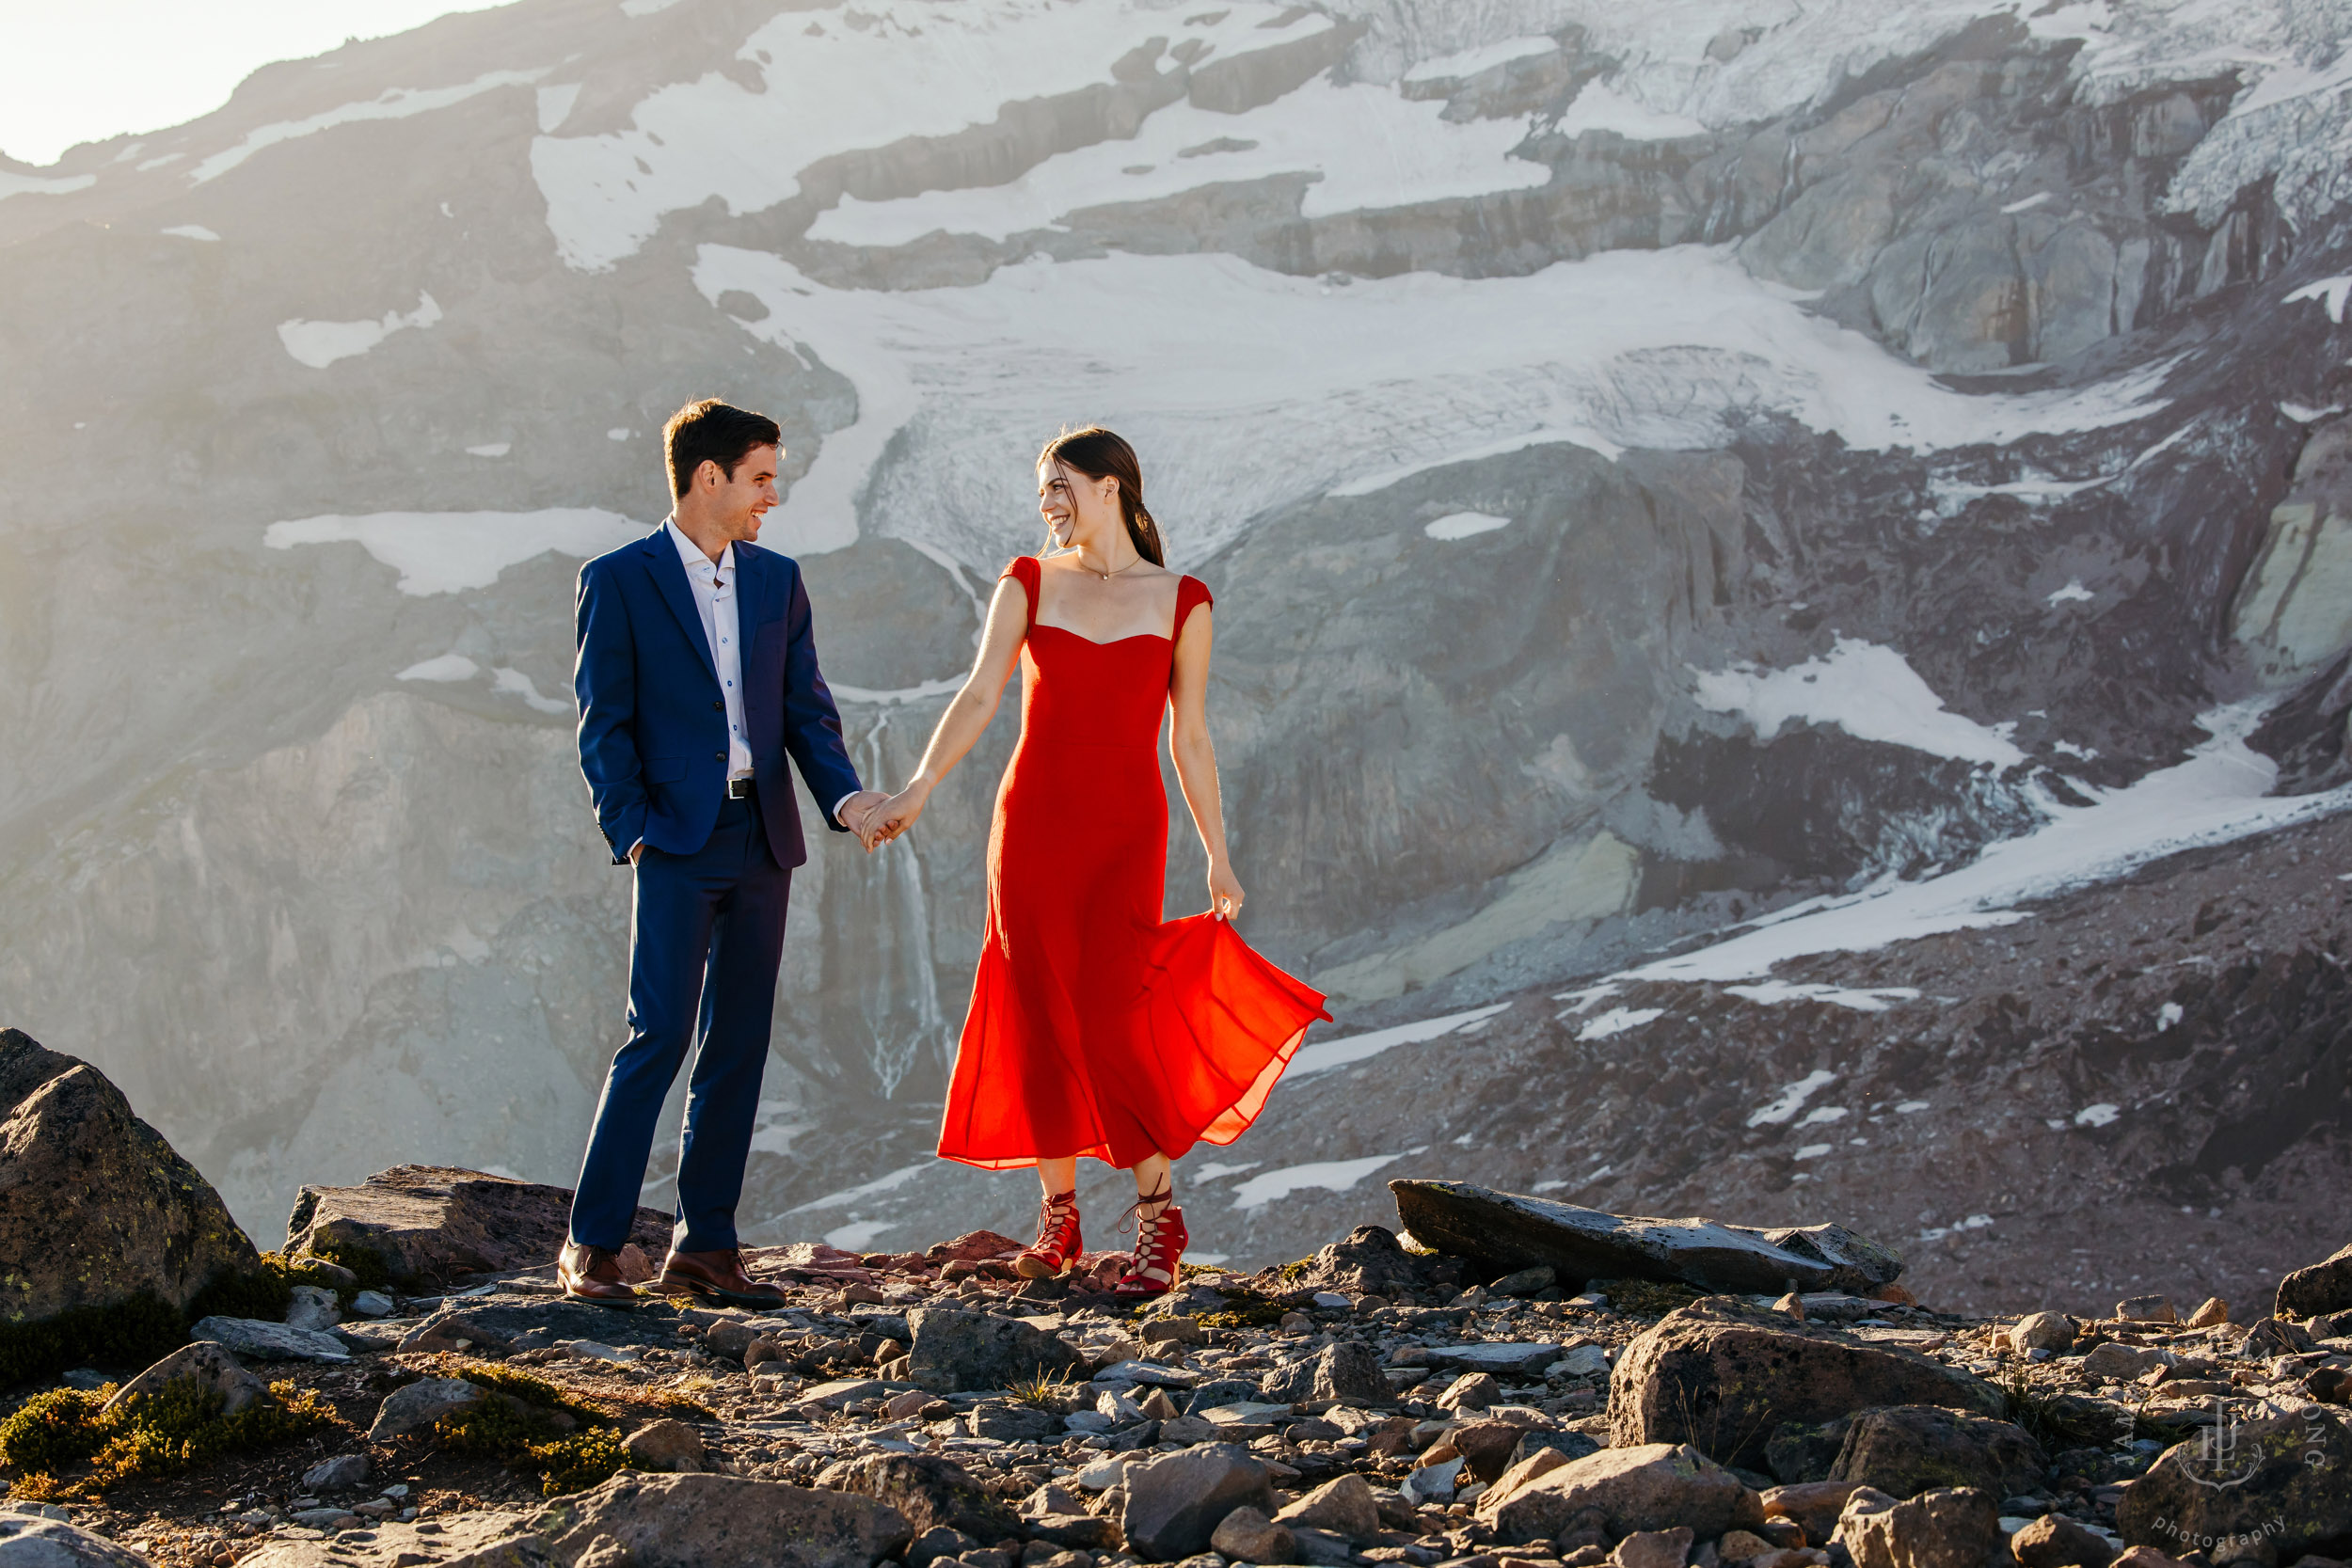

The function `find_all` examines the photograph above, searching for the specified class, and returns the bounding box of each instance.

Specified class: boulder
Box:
[532,1474,912,1568]
[1426,1341,1565,1376]
[2010,1513,2121,1567]
[1475,1443,1766,1546]
[1273,1226,1435,1298]
[0,1028,261,1323]
[1612,1526,1693,1568]
[1261,1339,1393,1406]
[1119,1443,1277,1560]
[1834,1485,2005,1568]
[1025,1513,1122,1551]
[623,1418,707,1473]
[369,1377,484,1441]
[1438,1371,1502,1412]
[2115,1295,2176,1323]
[906,1528,976,1568]
[1827,1406,2050,1499]
[1274,1474,1381,1543]
[300,1453,372,1492]
[1510,1429,1602,1473]
[285,1285,342,1333]
[1449,1419,1534,1484]
[965,1402,1061,1442]
[1610,1306,2003,1471]
[1209,1507,1295,1564]
[2115,1407,2352,1561]
[904,1307,1082,1395]
[101,1341,271,1418]
[0,1506,160,1566]
[285,1164,675,1286]
[2080,1342,2164,1382]
[2012,1312,2076,1353]
[233,1512,548,1567]
[1760,1481,1869,1546]
[1390,1182,1902,1295]
[187,1316,352,1362]
[818,1453,1022,1542]
[2278,1243,2352,1319]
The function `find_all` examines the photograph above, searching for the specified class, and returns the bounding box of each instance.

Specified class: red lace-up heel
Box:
[1015,1189,1083,1278]
[1114,1185,1186,1301]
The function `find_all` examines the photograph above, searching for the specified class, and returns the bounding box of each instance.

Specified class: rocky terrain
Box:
[7,0,2352,1269]
[5,1048,2351,1568]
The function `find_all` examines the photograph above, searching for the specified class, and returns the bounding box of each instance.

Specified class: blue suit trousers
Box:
[568,795,790,1253]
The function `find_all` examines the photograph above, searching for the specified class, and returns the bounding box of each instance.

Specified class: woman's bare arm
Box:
[871,578,1028,840]
[1168,604,1243,917]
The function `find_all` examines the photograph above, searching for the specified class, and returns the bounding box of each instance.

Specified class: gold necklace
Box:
[1089,552,1146,581]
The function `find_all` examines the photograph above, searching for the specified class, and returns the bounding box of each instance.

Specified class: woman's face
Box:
[1038,460,1117,547]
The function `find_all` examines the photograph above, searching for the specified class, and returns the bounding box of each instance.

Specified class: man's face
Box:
[704,443,780,542]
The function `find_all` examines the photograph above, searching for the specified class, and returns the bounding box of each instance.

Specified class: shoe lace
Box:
[1032,1189,1079,1249]
[1117,1182,1174,1244]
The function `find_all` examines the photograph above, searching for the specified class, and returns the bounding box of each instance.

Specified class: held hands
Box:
[837,790,892,851]
[867,781,931,847]
[1207,857,1245,921]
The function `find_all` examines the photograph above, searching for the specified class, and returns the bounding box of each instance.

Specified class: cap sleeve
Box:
[999,555,1041,632]
[1174,574,1214,640]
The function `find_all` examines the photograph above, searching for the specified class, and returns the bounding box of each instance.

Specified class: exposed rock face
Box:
[0,1028,258,1323]
[2276,1242,2352,1318]
[2115,1407,2352,1561]
[531,1475,913,1568]
[285,1165,675,1285]
[1609,1305,2004,1471]
[1389,1182,1903,1294]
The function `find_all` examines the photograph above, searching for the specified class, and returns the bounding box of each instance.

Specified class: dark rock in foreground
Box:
[0,1027,259,1323]
[2277,1240,2352,1318]
[532,1474,913,1568]
[1389,1180,1903,1295]
[1610,1303,2003,1471]
[284,1164,673,1286]
[903,1306,1082,1394]
[816,1452,1021,1542]
[2116,1405,2352,1561]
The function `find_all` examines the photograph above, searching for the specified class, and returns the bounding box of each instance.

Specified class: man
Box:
[562,398,885,1307]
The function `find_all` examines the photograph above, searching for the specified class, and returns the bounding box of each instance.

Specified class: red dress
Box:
[937,555,1330,1170]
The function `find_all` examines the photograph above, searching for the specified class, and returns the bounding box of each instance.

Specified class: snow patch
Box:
[1692,638,2028,768]
[824,1219,898,1250]
[1917,1212,1994,1243]
[1722,979,1921,1012]
[790,1162,930,1212]
[2000,191,2055,214]
[1577,1006,1665,1041]
[0,171,95,201]
[2047,579,2094,605]
[2281,401,2346,423]
[1289,1003,1512,1077]
[2287,276,2352,325]
[1555,82,1708,140]
[2157,1001,2185,1031]
[1424,512,1512,541]
[491,668,571,715]
[1895,1100,1931,1114]
[1747,1069,1836,1127]
[397,654,480,683]
[832,676,967,706]
[1230,1148,1428,1210]
[193,70,545,183]
[536,83,582,134]
[1191,1162,1261,1181]
[1797,1105,1850,1126]
[278,292,442,370]
[1793,1144,1834,1160]
[264,507,647,595]
[2074,1102,2122,1128]
[161,224,219,241]
[466,442,512,458]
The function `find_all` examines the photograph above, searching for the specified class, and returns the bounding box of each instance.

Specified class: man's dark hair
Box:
[663,399,782,499]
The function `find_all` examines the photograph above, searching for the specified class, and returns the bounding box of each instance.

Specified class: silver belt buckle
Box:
[726,777,754,800]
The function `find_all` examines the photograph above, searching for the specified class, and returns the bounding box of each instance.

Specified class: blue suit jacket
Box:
[573,528,862,869]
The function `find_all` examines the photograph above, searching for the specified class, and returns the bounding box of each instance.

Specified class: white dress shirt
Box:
[629,519,859,860]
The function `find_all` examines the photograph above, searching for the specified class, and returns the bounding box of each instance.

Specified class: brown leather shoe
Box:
[652,1247,787,1307]
[557,1241,641,1307]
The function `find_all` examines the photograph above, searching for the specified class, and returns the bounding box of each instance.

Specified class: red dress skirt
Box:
[936,556,1330,1169]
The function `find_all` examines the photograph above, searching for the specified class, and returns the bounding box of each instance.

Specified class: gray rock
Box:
[349,1290,397,1318]
[1490,1265,1557,1298]
[1208,1507,1293,1565]
[1836,1485,2005,1568]
[1182,1379,1260,1416]
[1022,1514,1122,1552]
[2011,1312,2075,1353]
[906,1528,977,1568]
[817,1452,1021,1542]
[1426,1341,1565,1376]
[1120,1443,1277,1561]
[2010,1513,2120,1568]
[532,1474,913,1568]
[1438,1371,1501,1412]
[1273,1474,1379,1544]
[234,1511,548,1566]
[0,1030,262,1326]
[368,1377,483,1441]
[1611,1526,1693,1568]
[300,1453,373,1492]
[2237,1316,2316,1357]
[287,1164,672,1288]
[0,1508,159,1566]
[333,1321,407,1354]
[2114,1294,2176,1323]
[904,1307,1081,1396]
[2116,1406,2352,1561]
[623,1418,707,1473]
[965,1402,1061,1442]
[2277,1243,2352,1319]
[187,1316,352,1363]
[285,1284,342,1332]
[1389,1182,1902,1295]
[2079,1342,2164,1382]
[1260,1340,1393,1407]
[1547,1346,1611,1379]
[102,1341,271,1418]
[1827,1406,2050,1500]
[399,1311,512,1354]
[287,1510,359,1529]
[1510,1429,1602,1473]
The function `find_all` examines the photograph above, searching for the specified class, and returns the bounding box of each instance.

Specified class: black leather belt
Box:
[726,777,755,800]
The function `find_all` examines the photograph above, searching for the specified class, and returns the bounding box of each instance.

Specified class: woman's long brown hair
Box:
[1040,426,1164,567]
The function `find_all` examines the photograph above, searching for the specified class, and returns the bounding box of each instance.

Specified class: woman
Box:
[866,427,1327,1300]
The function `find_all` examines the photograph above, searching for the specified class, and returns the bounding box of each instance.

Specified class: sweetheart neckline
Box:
[1030,623,1172,647]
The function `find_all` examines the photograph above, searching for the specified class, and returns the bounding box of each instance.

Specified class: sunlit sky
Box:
[0,0,513,166]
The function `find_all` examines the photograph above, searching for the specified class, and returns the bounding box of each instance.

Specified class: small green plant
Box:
[531,1429,630,1497]
[429,1361,628,1497]
[1194,1290,1291,1331]
[1008,1370,1079,1409]
[0,1379,333,1497]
